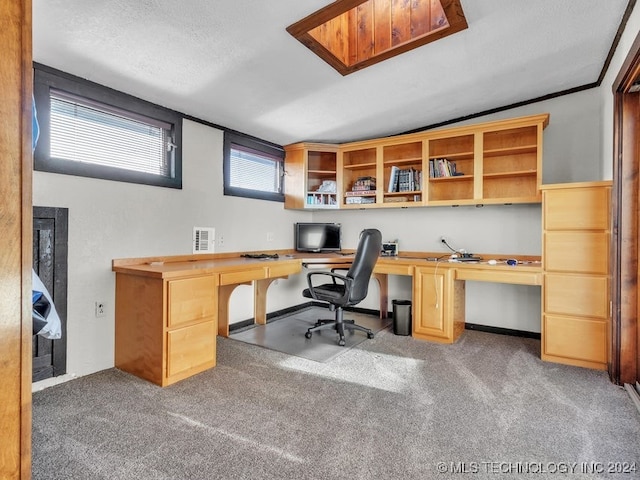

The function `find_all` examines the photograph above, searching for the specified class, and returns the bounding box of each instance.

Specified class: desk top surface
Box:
[113,251,542,284]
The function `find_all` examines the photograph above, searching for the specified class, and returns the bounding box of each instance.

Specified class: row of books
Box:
[345,175,377,204]
[429,158,463,178]
[388,166,421,192]
[351,176,376,191]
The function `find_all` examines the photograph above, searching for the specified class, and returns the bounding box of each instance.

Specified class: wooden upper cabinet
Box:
[284,113,550,210]
[284,143,340,210]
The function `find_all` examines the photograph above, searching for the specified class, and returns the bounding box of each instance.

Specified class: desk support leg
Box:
[373,273,389,319]
[218,283,250,337]
[254,277,287,325]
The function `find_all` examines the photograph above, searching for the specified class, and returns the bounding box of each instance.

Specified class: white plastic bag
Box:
[32,269,62,340]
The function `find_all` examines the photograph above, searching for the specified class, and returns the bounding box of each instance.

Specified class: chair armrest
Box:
[330,267,349,284]
[306,271,353,304]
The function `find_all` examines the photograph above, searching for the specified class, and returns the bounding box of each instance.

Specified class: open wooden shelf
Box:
[285,113,549,210]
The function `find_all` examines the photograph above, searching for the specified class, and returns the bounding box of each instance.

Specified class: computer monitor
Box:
[294,222,342,253]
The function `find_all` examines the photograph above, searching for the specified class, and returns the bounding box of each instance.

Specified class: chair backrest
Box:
[346,228,382,304]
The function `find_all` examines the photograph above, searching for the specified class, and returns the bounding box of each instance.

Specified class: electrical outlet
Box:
[266,232,274,242]
[95,301,105,318]
[218,233,224,246]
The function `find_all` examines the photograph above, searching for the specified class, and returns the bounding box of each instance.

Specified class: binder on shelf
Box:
[388,166,399,192]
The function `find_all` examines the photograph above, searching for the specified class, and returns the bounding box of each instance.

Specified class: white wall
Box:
[33,119,311,378]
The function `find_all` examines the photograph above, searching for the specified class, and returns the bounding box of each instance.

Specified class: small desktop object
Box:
[440,236,482,262]
[294,222,342,253]
[381,241,399,256]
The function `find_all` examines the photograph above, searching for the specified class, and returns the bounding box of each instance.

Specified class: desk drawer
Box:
[544,274,608,318]
[544,186,610,230]
[268,262,300,278]
[219,268,267,285]
[374,263,413,275]
[167,319,216,378]
[544,232,609,274]
[543,314,607,366]
[168,276,217,328]
[455,268,542,286]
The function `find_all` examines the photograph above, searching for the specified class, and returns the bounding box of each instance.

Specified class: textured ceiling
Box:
[32,0,631,146]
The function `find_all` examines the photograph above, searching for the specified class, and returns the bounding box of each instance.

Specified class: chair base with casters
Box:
[304,303,374,347]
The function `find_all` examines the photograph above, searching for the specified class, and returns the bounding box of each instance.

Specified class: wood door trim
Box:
[0,0,33,476]
[612,29,640,385]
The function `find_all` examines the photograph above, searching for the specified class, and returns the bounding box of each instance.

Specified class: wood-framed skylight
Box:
[287,0,468,76]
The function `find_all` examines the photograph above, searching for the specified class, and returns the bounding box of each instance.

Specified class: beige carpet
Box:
[32,329,640,480]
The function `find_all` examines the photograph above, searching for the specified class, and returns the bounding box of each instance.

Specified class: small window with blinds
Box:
[34,64,182,188]
[223,132,284,202]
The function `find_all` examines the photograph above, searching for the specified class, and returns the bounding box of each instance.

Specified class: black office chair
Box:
[303,228,382,346]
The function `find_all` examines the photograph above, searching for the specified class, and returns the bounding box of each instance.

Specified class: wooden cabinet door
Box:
[413,267,464,343]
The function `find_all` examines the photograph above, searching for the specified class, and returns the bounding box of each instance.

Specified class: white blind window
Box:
[229,143,282,193]
[49,89,174,177]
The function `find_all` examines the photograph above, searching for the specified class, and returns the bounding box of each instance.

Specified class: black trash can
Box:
[392,300,412,336]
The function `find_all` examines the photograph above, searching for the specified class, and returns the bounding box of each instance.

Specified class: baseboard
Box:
[229,305,539,339]
[464,323,541,340]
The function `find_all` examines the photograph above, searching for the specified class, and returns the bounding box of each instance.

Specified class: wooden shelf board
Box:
[384,157,422,165]
[429,175,474,182]
[308,169,337,174]
[341,203,378,209]
[384,190,421,196]
[429,151,474,160]
[480,196,541,204]
[305,204,339,209]
[483,170,537,179]
[428,198,477,206]
[380,202,422,207]
[343,162,377,169]
[483,145,537,157]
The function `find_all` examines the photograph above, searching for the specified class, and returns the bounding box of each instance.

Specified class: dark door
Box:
[32,206,68,381]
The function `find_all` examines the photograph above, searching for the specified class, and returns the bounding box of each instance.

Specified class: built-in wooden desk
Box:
[112,252,542,385]
[370,256,542,344]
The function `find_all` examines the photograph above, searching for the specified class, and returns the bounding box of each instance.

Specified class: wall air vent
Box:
[193,227,215,254]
